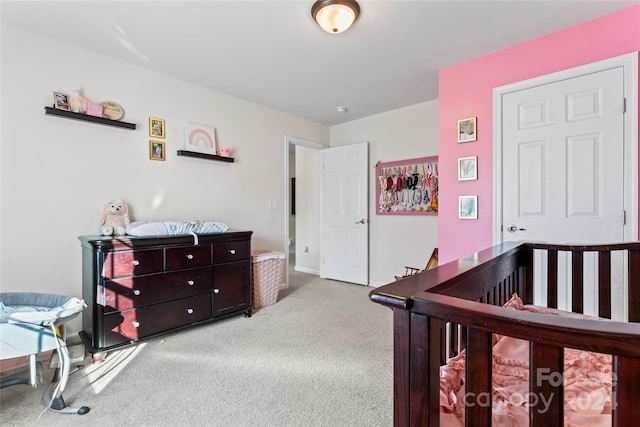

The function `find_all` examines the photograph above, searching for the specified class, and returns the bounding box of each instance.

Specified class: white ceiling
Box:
[2,1,638,125]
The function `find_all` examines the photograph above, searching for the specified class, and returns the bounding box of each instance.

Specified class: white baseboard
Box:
[294,266,320,275]
[49,343,86,367]
[367,280,388,288]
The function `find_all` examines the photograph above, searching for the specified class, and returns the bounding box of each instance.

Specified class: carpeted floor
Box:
[0,271,394,426]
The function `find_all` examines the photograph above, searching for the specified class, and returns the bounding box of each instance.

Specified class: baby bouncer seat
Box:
[0,292,90,415]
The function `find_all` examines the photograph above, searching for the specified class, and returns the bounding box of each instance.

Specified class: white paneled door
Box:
[502,66,625,244]
[500,65,627,317]
[321,143,369,285]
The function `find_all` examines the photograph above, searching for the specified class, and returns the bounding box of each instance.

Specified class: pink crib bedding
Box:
[439,294,613,427]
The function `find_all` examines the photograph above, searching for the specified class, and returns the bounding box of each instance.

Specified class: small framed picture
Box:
[458,156,477,181]
[149,117,165,138]
[457,117,477,142]
[149,140,165,161]
[459,195,478,219]
[53,91,70,111]
[184,122,217,155]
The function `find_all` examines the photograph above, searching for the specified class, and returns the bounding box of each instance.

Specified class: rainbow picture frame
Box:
[184,122,217,155]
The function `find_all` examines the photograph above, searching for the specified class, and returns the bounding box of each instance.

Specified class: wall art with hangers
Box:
[375,156,438,216]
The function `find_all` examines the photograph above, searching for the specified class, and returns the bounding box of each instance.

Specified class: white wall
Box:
[0,25,439,325]
[330,101,439,285]
[0,25,328,332]
[294,145,322,274]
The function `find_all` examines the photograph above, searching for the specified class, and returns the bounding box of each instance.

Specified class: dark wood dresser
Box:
[78,231,252,353]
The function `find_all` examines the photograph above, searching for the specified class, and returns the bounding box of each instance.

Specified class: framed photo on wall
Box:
[149,117,166,138]
[458,156,477,181]
[459,195,477,219]
[149,140,165,161]
[375,156,438,215]
[457,117,477,142]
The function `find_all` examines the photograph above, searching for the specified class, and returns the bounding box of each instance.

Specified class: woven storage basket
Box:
[251,250,285,309]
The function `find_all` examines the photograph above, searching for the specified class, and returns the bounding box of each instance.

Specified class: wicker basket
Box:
[251,250,285,309]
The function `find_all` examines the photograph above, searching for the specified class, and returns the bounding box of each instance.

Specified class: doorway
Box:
[494,52,638,244]
[494,52,638,318]
[284,136,325,288]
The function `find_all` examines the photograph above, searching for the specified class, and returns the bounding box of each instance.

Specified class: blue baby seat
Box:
[0,292,90,415]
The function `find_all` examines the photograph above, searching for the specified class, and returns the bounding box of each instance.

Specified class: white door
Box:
[321,143,369,285]
[500,65,627,318]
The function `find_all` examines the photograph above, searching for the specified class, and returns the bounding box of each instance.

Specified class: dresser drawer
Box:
[213,240,250,264]
[109,294,212,341]
[165,244,212,270]
[101,267,212,310]
[103,249,163,278]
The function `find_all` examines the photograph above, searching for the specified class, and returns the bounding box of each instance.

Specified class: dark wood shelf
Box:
[176,150,235,163]
[44,106,137,130]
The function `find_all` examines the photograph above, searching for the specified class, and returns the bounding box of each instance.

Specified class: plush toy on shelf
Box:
[217,148,232,157]
[99,199,130,236]
[69,88,88,114]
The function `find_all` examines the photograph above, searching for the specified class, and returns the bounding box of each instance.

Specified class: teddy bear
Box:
[99,199,130,235]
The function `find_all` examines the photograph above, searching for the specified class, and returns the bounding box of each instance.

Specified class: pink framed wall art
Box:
[376,156,438,215]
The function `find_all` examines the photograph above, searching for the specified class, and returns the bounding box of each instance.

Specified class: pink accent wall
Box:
[438,5,640,264]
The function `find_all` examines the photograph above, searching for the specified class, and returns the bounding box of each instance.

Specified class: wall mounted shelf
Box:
[176,150,235,163]
[44,106,137,130]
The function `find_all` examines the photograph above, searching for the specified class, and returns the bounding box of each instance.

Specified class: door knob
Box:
[506,224,526,233]
[355,219,367,224]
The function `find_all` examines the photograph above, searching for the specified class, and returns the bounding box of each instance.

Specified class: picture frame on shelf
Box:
[184,122,217,156]
[458,156,477,181]
[459,195,478,219]
[457,116,477,142]
[149,140,165,161]
[53,91,70,111]
[149,117,166,138]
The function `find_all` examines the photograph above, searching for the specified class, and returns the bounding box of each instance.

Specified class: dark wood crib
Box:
[369,241,640,426]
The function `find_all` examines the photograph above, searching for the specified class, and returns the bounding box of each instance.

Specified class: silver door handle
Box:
[506,224,526,233]
[355,219,367,224]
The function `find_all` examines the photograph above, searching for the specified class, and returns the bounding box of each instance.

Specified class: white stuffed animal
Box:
[99,199,130,235]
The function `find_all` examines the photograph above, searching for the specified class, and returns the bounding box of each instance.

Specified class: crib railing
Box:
[369,241,640,426]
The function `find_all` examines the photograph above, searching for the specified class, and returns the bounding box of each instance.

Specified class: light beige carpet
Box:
[0,271,394,426]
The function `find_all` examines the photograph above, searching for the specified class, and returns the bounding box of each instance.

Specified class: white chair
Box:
[0,292,90,415]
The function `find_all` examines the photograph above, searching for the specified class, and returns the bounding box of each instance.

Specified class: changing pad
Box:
[126,220,229,237]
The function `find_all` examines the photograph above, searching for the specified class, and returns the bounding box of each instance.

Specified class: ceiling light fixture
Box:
[311,0,360,34]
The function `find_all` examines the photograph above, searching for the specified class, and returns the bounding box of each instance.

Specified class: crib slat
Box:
[409,313,428,424]
[429,319,444,427]
[571,251,584,314]
[465,328,492,427]
[613,356,640,425]
[628,250,640,322]
[523,246,534,305]
[547,250,558,309]
[393,309,410,426]
[530,343,563,426]
[598,250,611,318]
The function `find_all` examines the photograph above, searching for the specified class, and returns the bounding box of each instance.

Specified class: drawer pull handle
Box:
[229,249,236,255]
[132,260,140,266]
[187,280,195,286]
[133,289,141,296]
[132,321,140,328]
[187,308,194,315]
[186,254,194,260]
[213,288,220,294]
